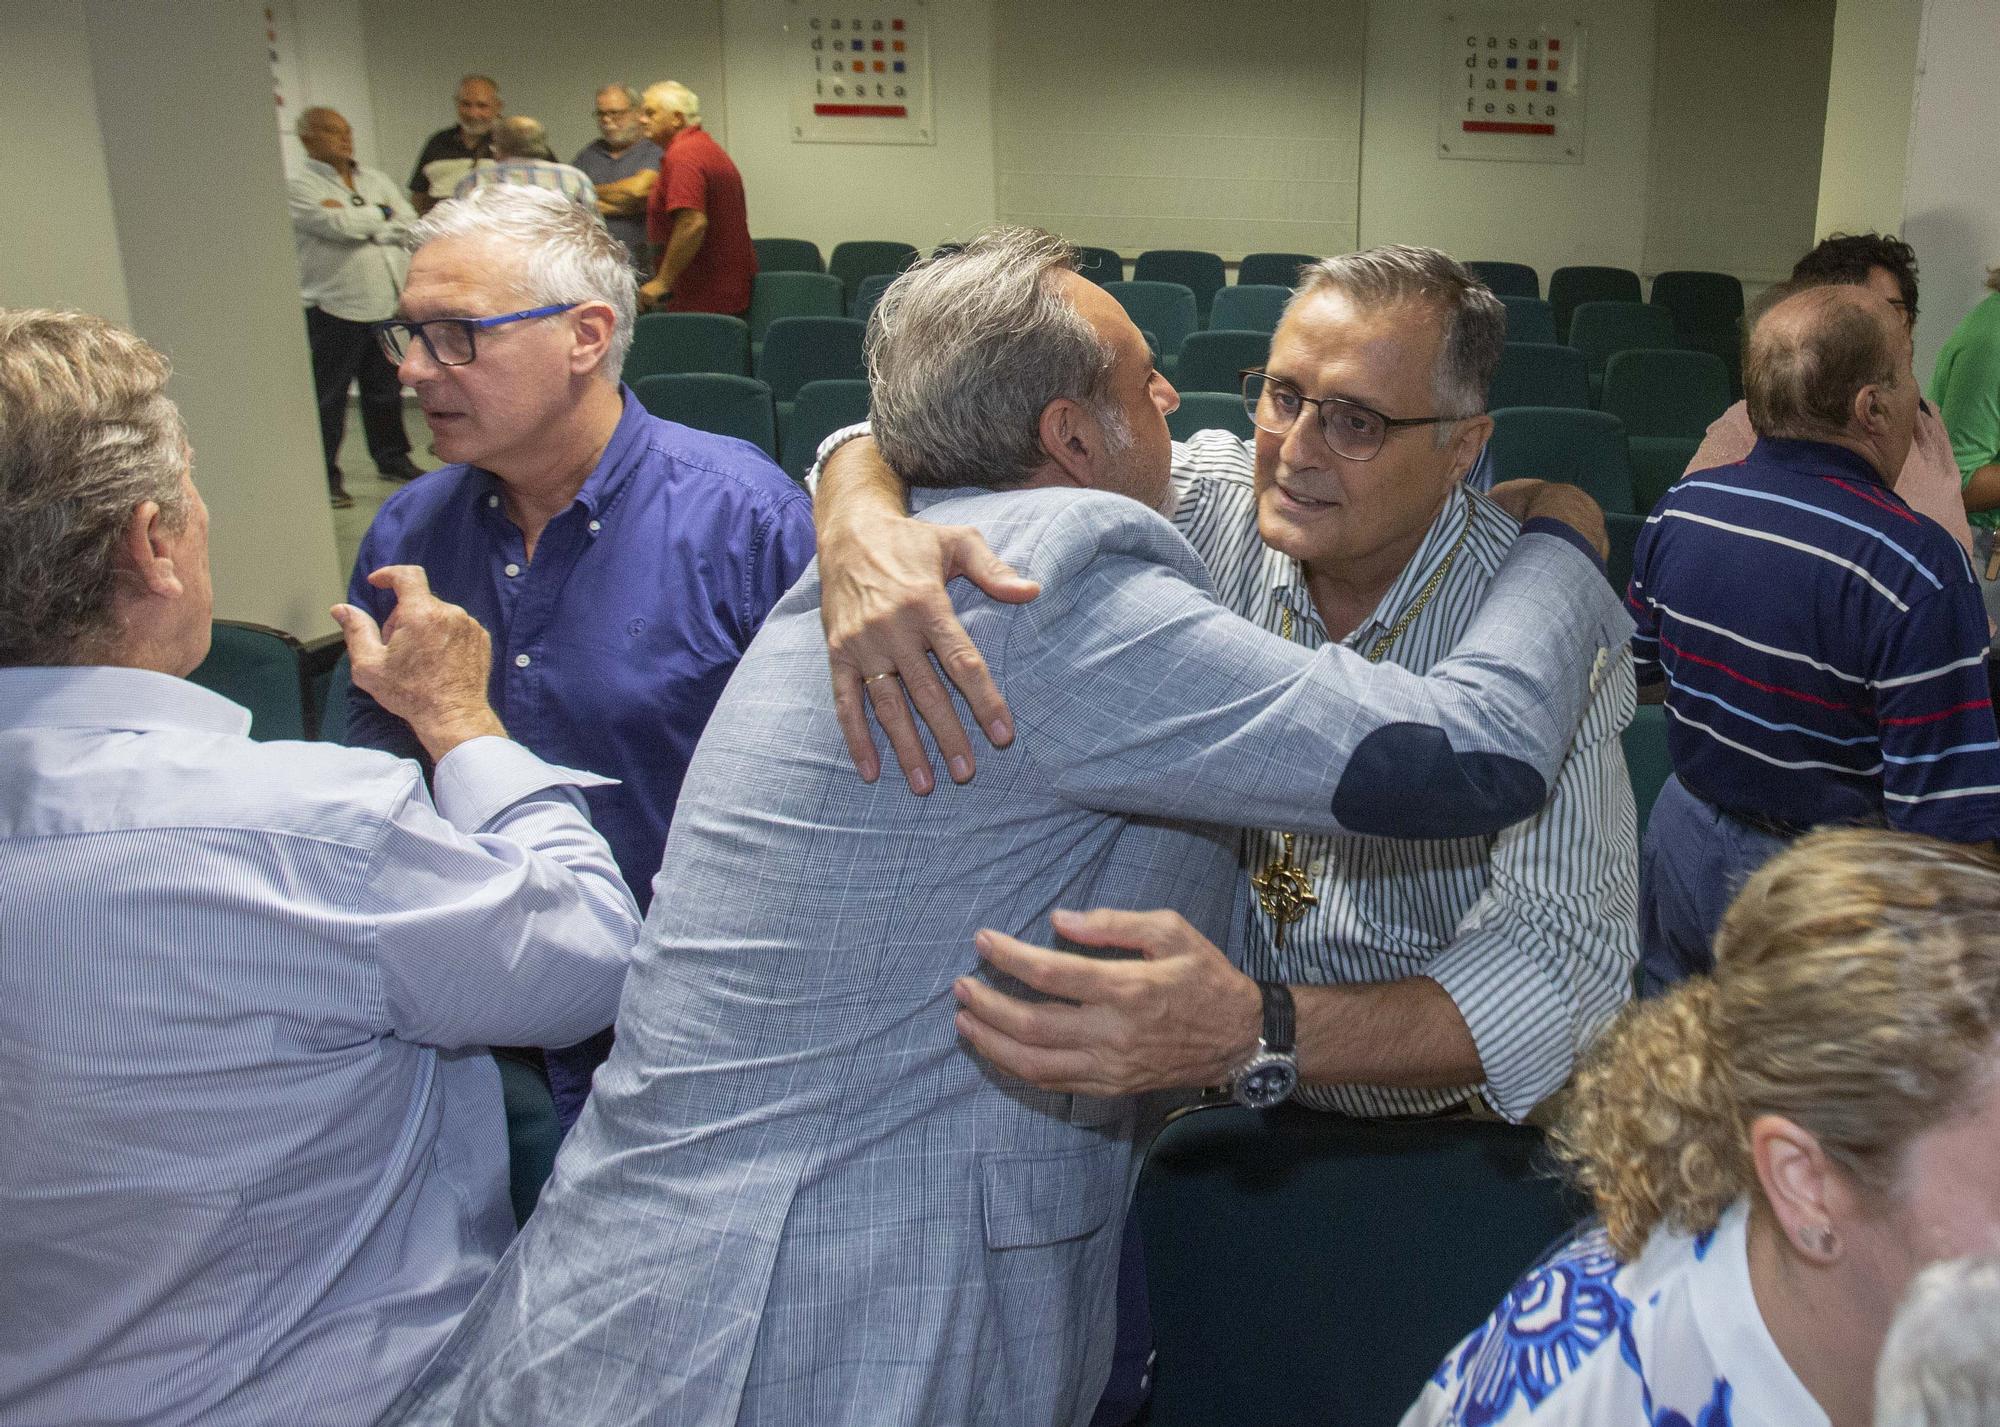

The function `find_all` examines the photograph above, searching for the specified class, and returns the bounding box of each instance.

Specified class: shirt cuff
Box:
[804,420,874,495]
[1422,944,1569,1124]
[431,735,619,832]
[1521,516,1606,574]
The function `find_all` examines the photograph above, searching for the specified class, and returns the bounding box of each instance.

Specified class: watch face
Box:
[1237,1059,1299,1110]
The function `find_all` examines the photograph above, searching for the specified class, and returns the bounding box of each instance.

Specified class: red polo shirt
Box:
[646,127,756,315]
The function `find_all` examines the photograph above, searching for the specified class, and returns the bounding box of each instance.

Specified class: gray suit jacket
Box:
[388,486,1630,1427]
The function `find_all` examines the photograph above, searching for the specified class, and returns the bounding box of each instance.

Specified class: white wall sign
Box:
[1439,13,1587,163]
[789,2,935,146]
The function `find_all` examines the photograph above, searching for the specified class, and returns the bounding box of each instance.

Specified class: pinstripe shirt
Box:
[0,666,641,1427]
[1169,431,1639,1120]
[452,158,598,208]
[1630,436,2000,840]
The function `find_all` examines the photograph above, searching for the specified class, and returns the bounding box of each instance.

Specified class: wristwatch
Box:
[1227,980,1299,1109]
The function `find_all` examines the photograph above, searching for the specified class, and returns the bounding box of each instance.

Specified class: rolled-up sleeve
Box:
[1422,653,1640,1120]
[367,737,640,1050]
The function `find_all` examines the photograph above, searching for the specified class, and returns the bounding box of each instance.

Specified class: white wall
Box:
[1903,0,2000,386]
[1357,0,1660,285]
[1815,0,1923,241]
[992,0,1361,260]
[0,0,131,321]
[722,0,996,253]
[277,0,384,176]
[83,0,341,638]
[1642,0,1833,284]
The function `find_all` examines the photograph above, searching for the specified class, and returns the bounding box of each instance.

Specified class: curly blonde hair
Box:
[1553,828,2000,1258]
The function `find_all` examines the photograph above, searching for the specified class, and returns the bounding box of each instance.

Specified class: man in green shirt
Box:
[1930,265,2000,634]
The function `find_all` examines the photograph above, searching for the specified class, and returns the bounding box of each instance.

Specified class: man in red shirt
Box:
[637,81,756,316]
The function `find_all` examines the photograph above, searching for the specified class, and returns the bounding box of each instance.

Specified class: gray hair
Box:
[0,309,189,666]
[645,80,700,121]
[1290,245,1504,442]
[409,185,636,378]
[1745,284,1901,442]
[1875,1257,2000,1427]
[490,115,554,161]
[596,83,641,109]
[868,227,1124,490]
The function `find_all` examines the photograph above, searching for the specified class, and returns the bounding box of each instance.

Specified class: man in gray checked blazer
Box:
[388,229,1630,1427]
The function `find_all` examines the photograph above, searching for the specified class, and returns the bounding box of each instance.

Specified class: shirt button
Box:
[487,495,499,508]
[504,563,521,577]
[588,519,602,533]
[514,653,531,668]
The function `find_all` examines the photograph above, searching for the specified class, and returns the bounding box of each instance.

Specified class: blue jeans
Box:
[1638,774,1789,996]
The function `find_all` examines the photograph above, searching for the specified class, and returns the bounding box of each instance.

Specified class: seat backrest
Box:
[1174,329,1271,393]
[1236,251,1316,290]
[1138,1104,1582,1427]
[491,1051,561,1227]
[1487,342,1591,411]
[1133,249,1226,323]
[1468,260,1541,299]
[630,372,777,457]
[1649,269,1744,344]
[1488,405,1637,512]
[1621,700,1672,837]
[1606,509,1645,596]
[754,316,869,402]
[828,240,920,312]
[1567,300,1678,374]
[622,311,751,381]
[1600,348,1732,439]
[752,237,825,274]
[747,271,845,342]
[1074,245,1124,286]
[186,620,311,741]
[1166,390,1254,442]
[851,272,896,328]
[1104,281,1199,357]
[781,378,873,480]
[1498,295,1558,345]
[1548,264,1642,340]
[1208,284,1290,335]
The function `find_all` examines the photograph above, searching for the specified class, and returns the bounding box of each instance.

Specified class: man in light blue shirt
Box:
[0,310,642,1426]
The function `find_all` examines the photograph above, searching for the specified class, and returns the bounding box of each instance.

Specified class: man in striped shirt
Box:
[452,116,597,209]
[1630,283,2000,992]
[813,246,1637,1125]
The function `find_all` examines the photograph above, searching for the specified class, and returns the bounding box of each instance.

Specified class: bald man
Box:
[288,106,421,506]
[1630,284,2000,991]
[452,116,596,208]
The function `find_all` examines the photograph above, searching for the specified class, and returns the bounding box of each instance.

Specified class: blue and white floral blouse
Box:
[1402,1198,1829,1427]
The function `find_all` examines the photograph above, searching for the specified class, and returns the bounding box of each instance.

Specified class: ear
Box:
[1854,381,1888,435]
[118,500,184,601]
[1037,398,1097,486]
[1750,1112,1846,1264]
[1447,414,1495,481]
[570,302,618,378]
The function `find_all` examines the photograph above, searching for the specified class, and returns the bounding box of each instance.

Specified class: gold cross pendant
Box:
[1250,832,1319,949]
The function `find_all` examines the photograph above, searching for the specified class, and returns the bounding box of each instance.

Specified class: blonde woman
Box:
[1404,829,2000,1427]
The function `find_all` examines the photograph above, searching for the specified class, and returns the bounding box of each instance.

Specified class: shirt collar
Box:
[0,665,252,738]
[1685,1199,1830,1426]
[304,158,350,184]
[471,385,652,522]
[1265,483,1472,650]
[1748,435,1893,488]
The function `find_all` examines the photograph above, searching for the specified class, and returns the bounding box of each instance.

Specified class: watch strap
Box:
[1257,980,1296,1056]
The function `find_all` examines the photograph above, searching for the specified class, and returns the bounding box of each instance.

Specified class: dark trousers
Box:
[1637,774,1790,996]
[304,305,408,492]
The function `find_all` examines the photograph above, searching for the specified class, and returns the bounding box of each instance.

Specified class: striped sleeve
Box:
[1869,580,2000,840]
[1421,650,1641,1121]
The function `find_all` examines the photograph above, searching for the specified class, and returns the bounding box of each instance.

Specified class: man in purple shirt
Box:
[348,184,814,1127]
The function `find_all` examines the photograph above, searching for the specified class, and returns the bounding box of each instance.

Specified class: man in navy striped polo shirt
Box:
[1632,283,2000,992]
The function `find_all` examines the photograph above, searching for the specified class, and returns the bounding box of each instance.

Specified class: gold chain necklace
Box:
[1250,501,1476,947]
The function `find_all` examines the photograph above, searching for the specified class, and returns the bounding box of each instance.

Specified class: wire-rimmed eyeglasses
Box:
[373,303,578,368]
[1240,369,1470,462]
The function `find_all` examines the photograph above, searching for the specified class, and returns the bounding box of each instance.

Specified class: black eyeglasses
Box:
[1240,370,1469,462]
[373,304,578,367]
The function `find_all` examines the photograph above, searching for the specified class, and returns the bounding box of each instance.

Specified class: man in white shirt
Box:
[288,106,422,507]
[0,308,641,1427]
